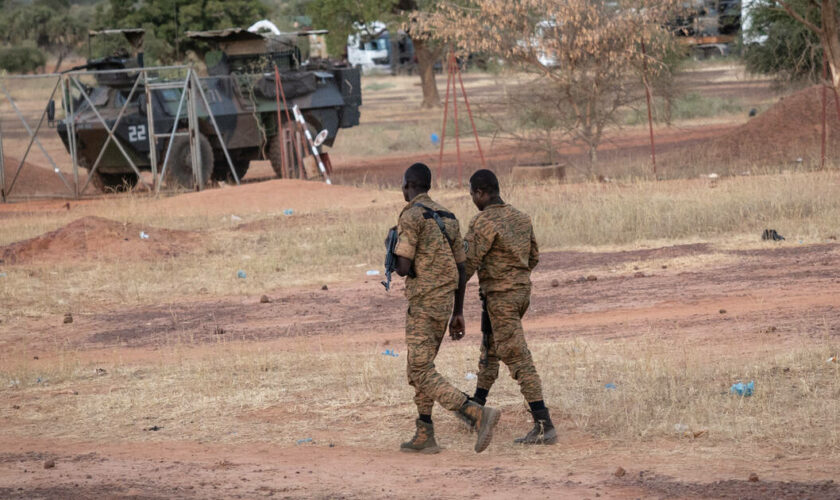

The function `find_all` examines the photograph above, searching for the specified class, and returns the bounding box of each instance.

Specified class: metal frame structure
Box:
[0,65,238,202]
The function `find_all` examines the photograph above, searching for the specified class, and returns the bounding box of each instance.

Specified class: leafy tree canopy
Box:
[744,0,823,83]
[94,0,269,63]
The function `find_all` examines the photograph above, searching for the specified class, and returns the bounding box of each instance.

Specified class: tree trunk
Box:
[52,49,66,73]
[414,38,440,108]
[822,1,840,91]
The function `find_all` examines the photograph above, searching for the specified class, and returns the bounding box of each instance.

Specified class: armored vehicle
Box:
[56,28,361,191]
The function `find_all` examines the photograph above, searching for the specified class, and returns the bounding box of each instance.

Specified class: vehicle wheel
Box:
[164,133,214,189]
[89,171,139,193]
[212,159,250,182]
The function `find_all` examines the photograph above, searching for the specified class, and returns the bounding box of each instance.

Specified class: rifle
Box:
[381,226,399,291]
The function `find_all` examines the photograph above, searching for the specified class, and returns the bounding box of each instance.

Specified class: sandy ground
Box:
[1,234,838,498]
[2,65,840,498]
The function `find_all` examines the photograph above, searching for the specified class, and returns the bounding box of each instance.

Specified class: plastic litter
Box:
[674,423,689,433]
[296,437,313,445]
[237,270,247,279]
[730,381,755,397]
[430,133,440,145]
[604,383,617,390]
[366,270,381,276]
[827,355,837,363]
[139,231,149,240]
[230,214,242,222]
[381,349,399,357]
[465,372,477,380]
[283,209,294,216]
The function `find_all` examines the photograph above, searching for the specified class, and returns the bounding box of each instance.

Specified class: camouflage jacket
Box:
[394,193,466,301]
[464,203,539,293]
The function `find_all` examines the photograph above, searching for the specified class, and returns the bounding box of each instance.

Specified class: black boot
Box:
[457,400,501,453]
[514,408,557,445]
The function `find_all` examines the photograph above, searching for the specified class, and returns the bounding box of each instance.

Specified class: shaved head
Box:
[469,169,499,195]
[404,163,432,191]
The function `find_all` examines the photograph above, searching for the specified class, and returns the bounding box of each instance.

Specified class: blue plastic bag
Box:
[730,381,755,396]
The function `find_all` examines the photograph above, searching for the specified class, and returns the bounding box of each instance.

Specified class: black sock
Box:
[528,400,547,412]
[474,388,489,405]
[419,414,432,424]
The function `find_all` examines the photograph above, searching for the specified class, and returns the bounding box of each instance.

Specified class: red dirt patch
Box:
[0,216,198,265]
[663,85,840,169]
[150,178,391,216]
[2,157,71,197]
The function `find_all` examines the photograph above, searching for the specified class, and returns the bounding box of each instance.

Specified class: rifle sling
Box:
[413,203,455,246]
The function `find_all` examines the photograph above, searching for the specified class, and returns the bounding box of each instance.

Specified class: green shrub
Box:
[0,45,46,74]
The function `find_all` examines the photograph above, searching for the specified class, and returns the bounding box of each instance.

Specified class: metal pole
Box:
[0,114,5,203]
[437,51,454,183]
[191,72,238,184]
[0,78,71,196]
[186,69,202,190]
[451,54,462,188]
[456,62,486,169]
[274,67,304,179]
[641,41,657,177]
[293,104,331,184]
[144,69,159,190]
[72,74,148,194]
[62,76,80,199]
[156,75,190,192]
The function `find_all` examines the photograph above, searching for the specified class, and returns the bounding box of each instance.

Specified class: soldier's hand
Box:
[449,313,465,341]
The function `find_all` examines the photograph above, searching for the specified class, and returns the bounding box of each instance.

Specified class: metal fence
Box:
[0,66,237,202]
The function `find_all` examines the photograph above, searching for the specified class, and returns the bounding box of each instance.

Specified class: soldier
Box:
[393,163,501,454]
[462,169,557,445]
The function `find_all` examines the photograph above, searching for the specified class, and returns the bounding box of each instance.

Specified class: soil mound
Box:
[3,157,72,197]
[0,216,199,265]
[151,178,390,216]
[662,85,840,170]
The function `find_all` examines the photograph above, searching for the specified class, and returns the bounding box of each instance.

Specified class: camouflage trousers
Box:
[406,294,469,415]
[477,287,544,403]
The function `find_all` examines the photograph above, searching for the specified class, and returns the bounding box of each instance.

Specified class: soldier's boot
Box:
[513,408,558,445]
[400,419,441,454]
[453,393,479,432]
[457,400,501,453]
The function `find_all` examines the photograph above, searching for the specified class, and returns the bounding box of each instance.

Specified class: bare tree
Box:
[423,0,680,172]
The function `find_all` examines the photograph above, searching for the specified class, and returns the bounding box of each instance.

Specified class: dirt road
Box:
[2,239,838,498]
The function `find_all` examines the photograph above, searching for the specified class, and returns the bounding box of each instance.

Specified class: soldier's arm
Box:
[450,220,468,339]
[464,216,494,279]
[528,225,540,271]
[394,210,419,277]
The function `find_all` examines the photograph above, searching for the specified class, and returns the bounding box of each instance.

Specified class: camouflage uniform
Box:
[395,193,469,414]
[465,203,543,403]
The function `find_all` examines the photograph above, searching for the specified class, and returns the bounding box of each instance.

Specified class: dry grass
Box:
[1,171,839,318]
[1,334,837,455]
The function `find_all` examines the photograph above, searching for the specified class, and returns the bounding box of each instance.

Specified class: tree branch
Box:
[777,0,823,35]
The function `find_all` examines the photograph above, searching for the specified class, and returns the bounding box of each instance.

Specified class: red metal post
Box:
[437,52,454,183]
[822,55,828,170]
[641,42,657,177]
[451,54,462,187]
[456,62,486,169]
[275,64,305,178]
